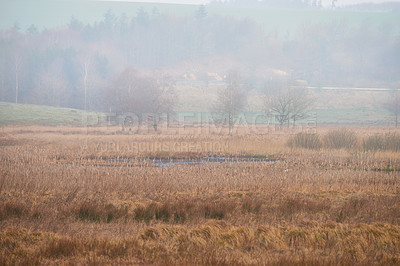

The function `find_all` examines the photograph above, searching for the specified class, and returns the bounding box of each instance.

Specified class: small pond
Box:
[66,156,281,168]
[105,157,280,167]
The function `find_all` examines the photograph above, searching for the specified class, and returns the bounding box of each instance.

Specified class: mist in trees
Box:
[0,5,399,121]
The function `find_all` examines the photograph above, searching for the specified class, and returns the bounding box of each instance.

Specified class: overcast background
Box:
[0,0,399,121]
[101,0,400,7]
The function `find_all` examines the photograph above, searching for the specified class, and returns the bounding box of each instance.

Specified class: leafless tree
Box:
[32,59,69,107]
[77,46,101,111]
[13,51,24,104]
[264,83,313,129]
[82,57,91,111]
[105,67,176,131]
[264,89,292,129]
[289,88,314,127]
[212,70,246,136]
[105,67,142,113]
[149,71,176,131]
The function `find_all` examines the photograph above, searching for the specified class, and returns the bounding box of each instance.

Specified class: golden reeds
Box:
[0,125,400,264]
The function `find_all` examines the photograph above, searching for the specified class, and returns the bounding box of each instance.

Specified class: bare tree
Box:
[13,50,24,104]
[82,57,91,111]
[264,89,291,129]
[105,67,176,131]
[104,66,139,113]
[213,70,246,136]
[32,59,69,107]
[263,76,290,129]
[149,71,177,131]
[289,88,314,128]
[264,85,313,129]
[384,89,400,128]
[78,47,99,110]
[8,24,24,104]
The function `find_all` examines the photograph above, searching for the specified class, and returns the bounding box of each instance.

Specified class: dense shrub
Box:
[288,133,322,150]
[0,200,27,220]
[383,133,400,151]
[133,200,236,223]
[74,201,128,223]
[362,135,385,151]
[323,128,358,150]
[362,133,400,152]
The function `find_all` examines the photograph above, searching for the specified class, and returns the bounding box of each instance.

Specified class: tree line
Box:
[211,0,323,9]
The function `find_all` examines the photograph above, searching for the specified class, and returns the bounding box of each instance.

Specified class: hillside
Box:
[0,102,104,126]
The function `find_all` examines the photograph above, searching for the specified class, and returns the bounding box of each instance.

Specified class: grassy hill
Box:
[1,0,399,35]
[0,102,105,126]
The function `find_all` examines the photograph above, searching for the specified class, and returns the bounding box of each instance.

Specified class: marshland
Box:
[1,0,400,264]
[1,125,400,264]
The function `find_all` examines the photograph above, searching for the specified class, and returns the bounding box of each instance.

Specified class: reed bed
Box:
[0,126,400,264]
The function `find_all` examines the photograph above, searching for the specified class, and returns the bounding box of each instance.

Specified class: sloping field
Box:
[0,102,104,126]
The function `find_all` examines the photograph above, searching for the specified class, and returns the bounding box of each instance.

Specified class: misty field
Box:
[1,126,400,265]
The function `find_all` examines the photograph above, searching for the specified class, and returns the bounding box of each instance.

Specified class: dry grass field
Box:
[1,125,400,265]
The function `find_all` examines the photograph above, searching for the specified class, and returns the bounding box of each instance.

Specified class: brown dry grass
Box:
[1,125,400,265]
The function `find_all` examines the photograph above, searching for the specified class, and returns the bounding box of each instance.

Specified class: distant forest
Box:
[211,0,400,10]
[0,5,399,110]
[211,0,323,8]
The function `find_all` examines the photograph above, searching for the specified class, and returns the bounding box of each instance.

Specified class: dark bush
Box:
[133,203,157,223]
[241,197,262,214]
[0,200,27,220]
[75,201,127,223]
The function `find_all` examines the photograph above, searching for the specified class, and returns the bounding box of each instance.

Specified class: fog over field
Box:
[1,0,400,127]
[1,1,400,265]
